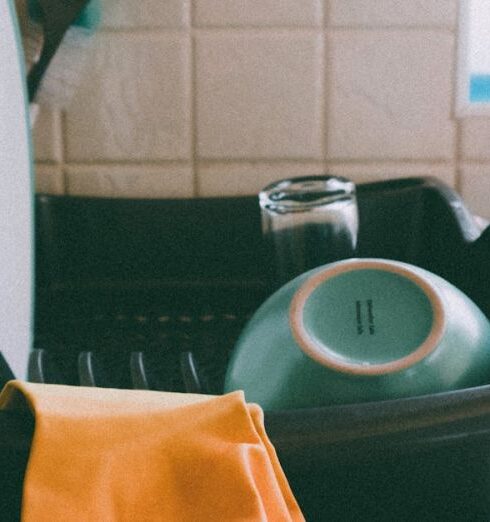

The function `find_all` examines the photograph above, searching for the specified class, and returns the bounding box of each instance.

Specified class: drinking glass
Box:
[259,175,359,287]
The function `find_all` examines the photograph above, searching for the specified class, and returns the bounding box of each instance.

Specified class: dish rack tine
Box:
[179,351,203,394]
[130,351,177,392]
[78,351,108,387]
[28,349,62,384]
[129,352,150,390]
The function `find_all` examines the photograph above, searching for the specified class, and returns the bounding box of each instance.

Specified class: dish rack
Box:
[1,177,489,521]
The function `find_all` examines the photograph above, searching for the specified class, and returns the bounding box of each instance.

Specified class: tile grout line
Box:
[190,0,199,196]
[97,26,457,35]
[454,116,463,194]
[323,0,330,169]
[451,20,463,194]
[59,110,69,194]
[52,158,456,168]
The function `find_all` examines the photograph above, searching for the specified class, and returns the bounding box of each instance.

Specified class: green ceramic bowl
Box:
[224,259,490,410]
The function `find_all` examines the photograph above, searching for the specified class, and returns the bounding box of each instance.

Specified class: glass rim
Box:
[259,175,356,213]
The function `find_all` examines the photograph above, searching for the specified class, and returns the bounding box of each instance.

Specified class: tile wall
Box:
[33,0,490,219]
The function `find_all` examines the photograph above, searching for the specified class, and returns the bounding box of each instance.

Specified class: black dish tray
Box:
[1,176,490,521]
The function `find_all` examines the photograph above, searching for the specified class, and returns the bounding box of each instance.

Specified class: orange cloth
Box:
[0,381,304,521]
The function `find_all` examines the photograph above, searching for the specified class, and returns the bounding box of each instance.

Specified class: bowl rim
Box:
[289,259,446,376]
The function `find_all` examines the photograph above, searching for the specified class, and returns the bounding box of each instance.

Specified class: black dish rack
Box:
[1,177,490,521]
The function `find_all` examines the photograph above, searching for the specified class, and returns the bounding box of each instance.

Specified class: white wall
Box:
[469,0,490,72]
[32,0,490,219]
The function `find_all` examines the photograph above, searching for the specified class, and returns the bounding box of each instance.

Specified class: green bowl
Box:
[224,259,490,410]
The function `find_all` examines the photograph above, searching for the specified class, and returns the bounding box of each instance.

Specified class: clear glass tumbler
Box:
[259,175,359,287]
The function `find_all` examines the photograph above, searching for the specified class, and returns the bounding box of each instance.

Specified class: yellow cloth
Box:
[0,381,304,521]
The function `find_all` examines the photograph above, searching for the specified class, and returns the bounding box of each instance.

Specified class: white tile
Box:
[194,0,322,27]
[195,32,324,160]
[197,161,327,196]
[65,33,191,162]
[32,108,62,163]
[35,164,65,194]
[461,118,490,160]
[325,162,456,187]
[459,164,490,220]
[330,0,457,28]
[101,0,189,28]
[66,164,194,198]
[327,30,455,161]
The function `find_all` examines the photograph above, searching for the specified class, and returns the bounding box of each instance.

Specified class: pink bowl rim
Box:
[289,259,446,376]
